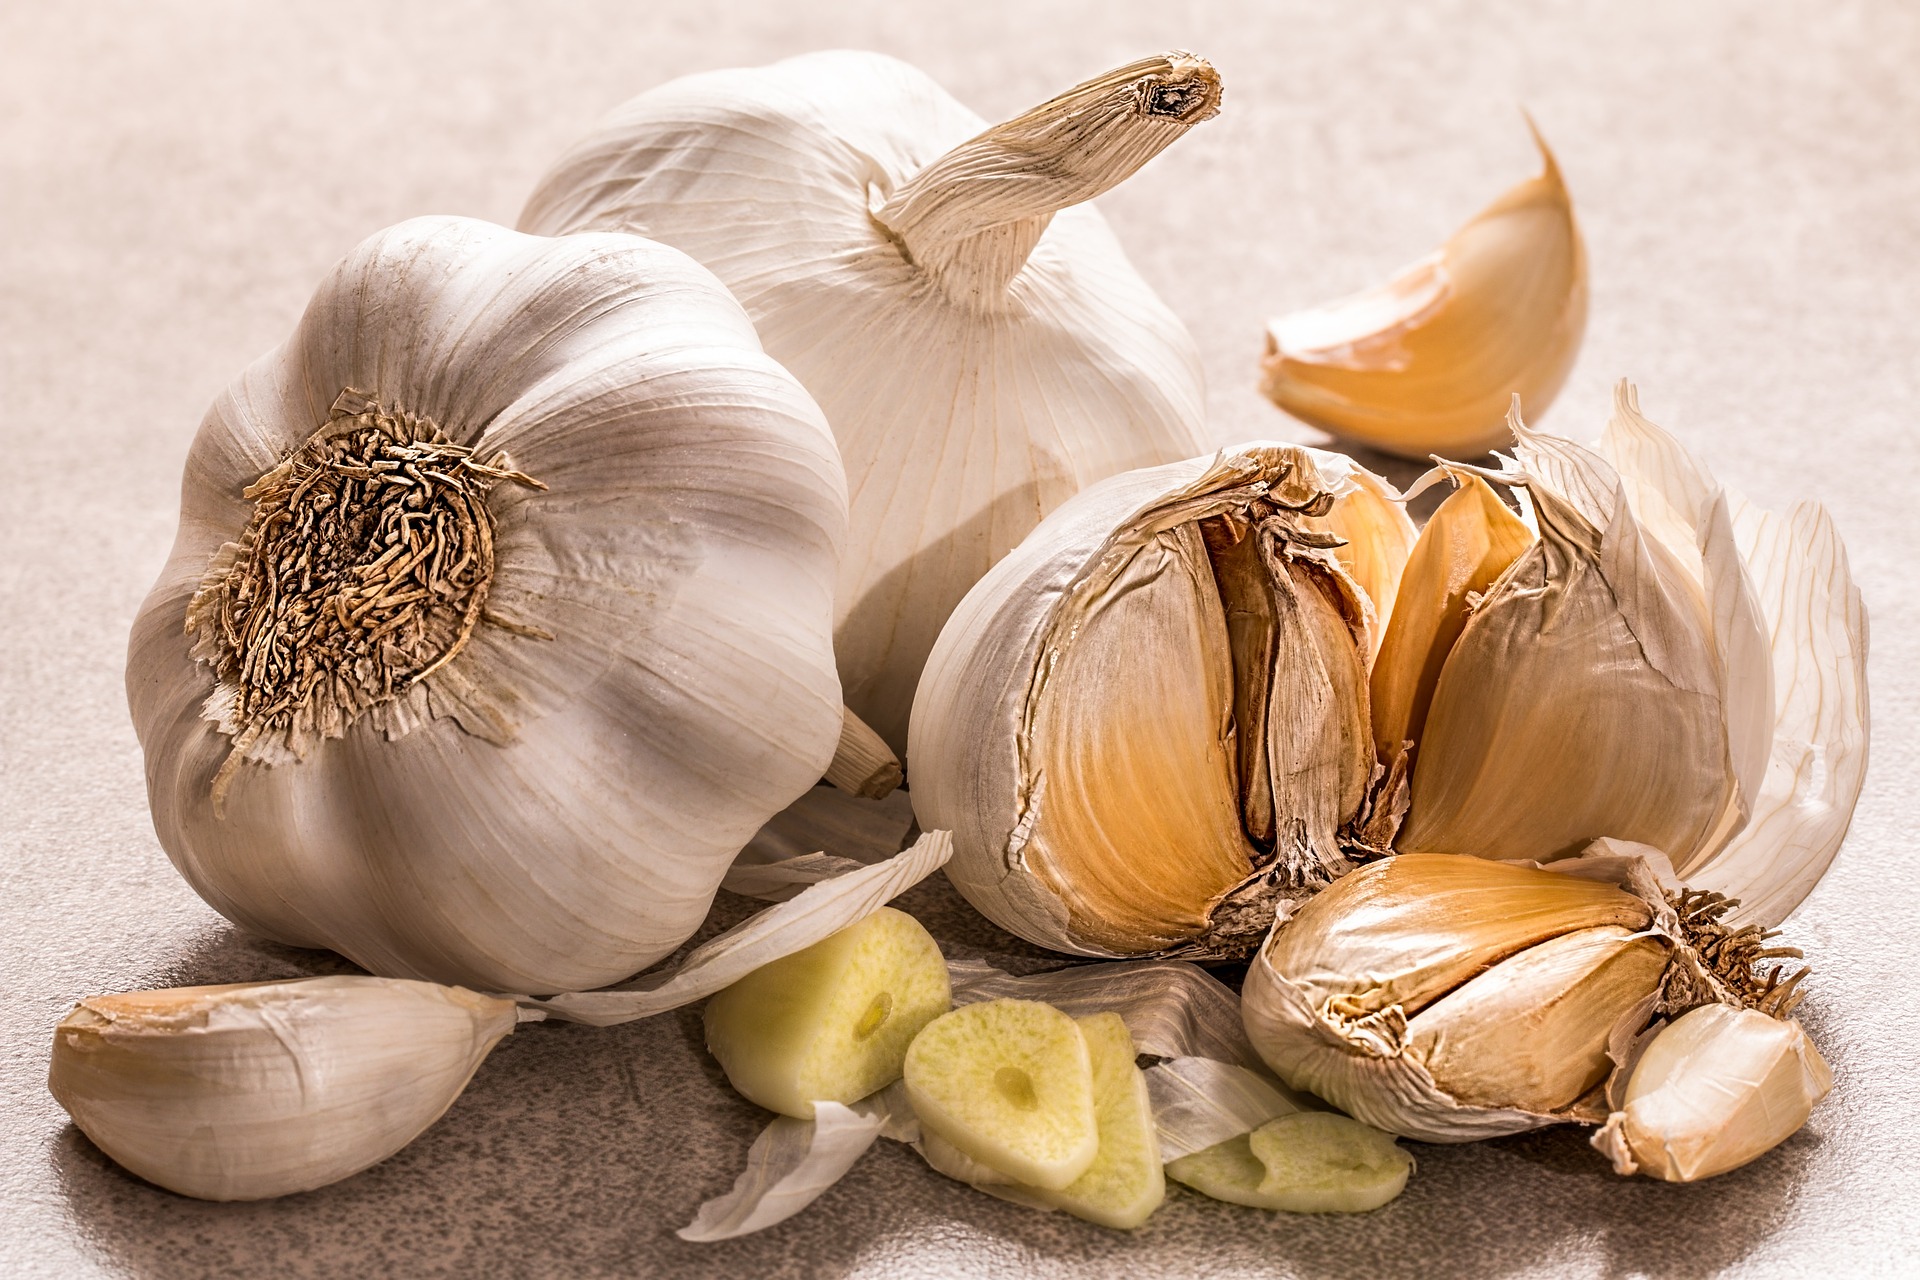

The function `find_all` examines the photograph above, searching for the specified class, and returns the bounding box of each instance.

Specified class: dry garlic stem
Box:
[1260,120,1587,458]
[48,977,518,1201]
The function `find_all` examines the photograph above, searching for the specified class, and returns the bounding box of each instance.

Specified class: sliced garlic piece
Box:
[903,999,1098,1191]
[1260,121,1587,459]
[47,976,517,1201]
[1167,1113,1411,1213]
[1028,1013,1165,1228]
[704,906,951,1119]
[1593,1003,1830,1181]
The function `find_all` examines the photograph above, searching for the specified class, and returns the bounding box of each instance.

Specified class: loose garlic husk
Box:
[1384,385,1869,928]
[1241,848,1815,1144]
[1592,1002,1831,1181]
[910,444,1408,958]
[48,977,518,1201]
[1259,121,1587,459]
[523,51,1221,753]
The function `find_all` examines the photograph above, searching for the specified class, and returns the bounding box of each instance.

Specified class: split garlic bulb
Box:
[1241,849,1817,1145]
[49,977,517,1201]
[1260,122,1587,459]
[521,50,1221,752]
[127,216,848,992]
[1383,386,1869,926]
[910,444,1405,958]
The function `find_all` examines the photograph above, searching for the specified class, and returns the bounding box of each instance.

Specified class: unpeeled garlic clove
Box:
[48,976,518,1201]
[1592,1002,1831,1182]
[1259,120,1587,459]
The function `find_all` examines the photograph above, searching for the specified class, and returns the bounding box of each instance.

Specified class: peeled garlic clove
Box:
[1167,1113,1411,1214]
[1369,472,1533,766]
[1593,1003,1831,1182]
[47,976,517,1201]
[1259,121,1587,459]
[903,999,1098,1191]
[1029,1013,1166,1229]
[1408,925,1670,1112]
[911,445,1381,958]
[704,906,952,1119]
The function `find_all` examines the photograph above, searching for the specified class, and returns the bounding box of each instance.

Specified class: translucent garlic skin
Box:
[1593,1003,1831,1182]
[127,217,848,992]
[48,977,517,1201]
[521,51,1216,754]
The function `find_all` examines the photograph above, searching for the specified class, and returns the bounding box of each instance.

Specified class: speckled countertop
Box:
[3,3,1916,1276]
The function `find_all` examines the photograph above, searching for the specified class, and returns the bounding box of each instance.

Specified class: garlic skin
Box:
[48,977,517,1201]
[127,217,848,992]
[522,51,1220,753]
[1593,1003,1831,1181]
[1260,121,1587,459]
[1392,386,1869,927]
[911,444,1386,958]
[1241,853,1669,1142]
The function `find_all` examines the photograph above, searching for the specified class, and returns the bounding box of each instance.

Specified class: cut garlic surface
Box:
[1166,1113,1411,1214]
[48,977,517,1202]
[1260,121,1587,459]
[911,444,1388,959]
[1028,1013,1165,1229]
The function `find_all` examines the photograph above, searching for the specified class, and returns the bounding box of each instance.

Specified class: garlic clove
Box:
[1028,1013,1166,1228]
[1167,1113,1411,1213]
[1369,471,1534,766]
[1310,467,1419,646]
[903,999,1098,1191]
[703,906,952,1119]
[47,976,518,1201]
[1592,1003,1831,1181]
[1407,925,1669,1113]
[1259,120,1588,459]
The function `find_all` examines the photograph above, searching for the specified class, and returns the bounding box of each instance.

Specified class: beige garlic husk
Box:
[909,443,1413,959]
[1381,385,1869,928]
[1241,847,1818,1148]
[48,977,519,1201]
[1260,120,1587,459]
[523,51,1222,754]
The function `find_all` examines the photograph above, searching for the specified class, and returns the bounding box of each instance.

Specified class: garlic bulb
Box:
[127,216,849,993]
[1592,1002,1831,1181]
[1385,386,1869,926]
[910,444,1395,958]
[48,977,518,1201]
[521,50,1221,752]
[1260,121,1587,459]
[1241,849,1814,1143]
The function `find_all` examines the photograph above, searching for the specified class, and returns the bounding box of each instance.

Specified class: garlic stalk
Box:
[47,977,519,1201]
[1240,848,1816,1143]
[911,445,1393,958]
[1592,1003,1831,1182]
[1260,120,1587,459]
[522,51,1222,753]
[127,217,849,993]
[1387,386,1868,925]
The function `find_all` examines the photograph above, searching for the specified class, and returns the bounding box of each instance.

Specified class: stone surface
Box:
[2,3,1916,1276]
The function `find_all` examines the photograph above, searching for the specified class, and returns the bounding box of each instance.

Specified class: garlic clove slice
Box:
[1259,120,1587,459]
[1407,925,1669,1113]
[1167,1113,1411,1213]
[1028,1013,1166,1228]
[1592,1003,1831,1181]
[47,976,518,1201]
[1369,471,1534,766]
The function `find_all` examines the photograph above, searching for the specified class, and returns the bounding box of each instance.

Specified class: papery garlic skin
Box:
[48,977,517,1201]
[128,217,847,992]
[1260,122,1587,459]
[910,445,1381,958]
[1592,1003,1831,1181]
[522,51,1219,753]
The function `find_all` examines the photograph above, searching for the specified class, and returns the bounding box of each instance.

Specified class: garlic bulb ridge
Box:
[911,444,1392,959]
[523,50,1222,752]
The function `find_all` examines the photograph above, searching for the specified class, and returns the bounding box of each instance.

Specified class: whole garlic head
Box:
[522,50,1221,752]
[128,217,848,992]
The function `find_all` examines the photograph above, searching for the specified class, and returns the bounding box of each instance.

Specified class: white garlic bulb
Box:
[48,977,518,1201]
[910,444,1400,958]
[1260,121,1587,460]
[521,50,1221,752]
[127,216,848,993]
